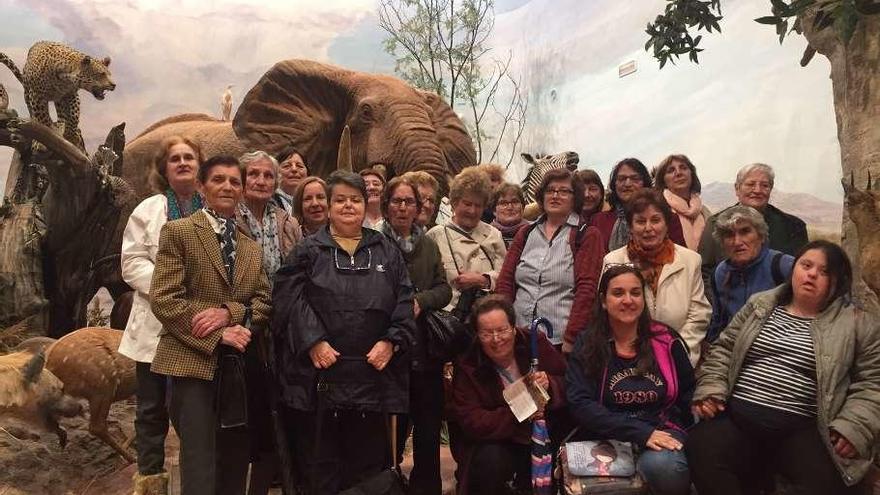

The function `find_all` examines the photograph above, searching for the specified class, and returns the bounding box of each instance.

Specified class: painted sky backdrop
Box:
[0,0,842,204]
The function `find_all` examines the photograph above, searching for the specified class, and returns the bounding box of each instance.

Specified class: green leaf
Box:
[755,15,781,24]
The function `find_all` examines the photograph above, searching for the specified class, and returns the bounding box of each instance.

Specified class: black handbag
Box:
[215,307,251,429]
[423,309,469,362]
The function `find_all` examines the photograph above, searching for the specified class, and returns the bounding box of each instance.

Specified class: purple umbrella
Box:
[529,317,554,495]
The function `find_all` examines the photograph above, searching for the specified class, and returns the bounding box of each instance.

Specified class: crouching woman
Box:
[566,264,695,495]
[448,295,568,494]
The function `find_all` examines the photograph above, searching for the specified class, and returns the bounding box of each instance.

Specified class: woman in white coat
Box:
[118,136,204,494]
[603,190,711,365]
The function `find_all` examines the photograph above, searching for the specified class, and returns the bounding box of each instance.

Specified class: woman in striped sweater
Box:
[687,240,880,494]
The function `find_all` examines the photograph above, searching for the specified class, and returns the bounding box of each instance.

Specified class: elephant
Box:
[121,59,476,202]
[103,59,476,319]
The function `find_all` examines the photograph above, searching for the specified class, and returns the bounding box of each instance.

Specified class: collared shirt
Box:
[201,208,222,234]
[512,213,580,345]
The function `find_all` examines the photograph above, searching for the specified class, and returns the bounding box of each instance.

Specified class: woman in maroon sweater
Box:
[496,168,604,354]
[448,295,569,495]
[592,158,687,251]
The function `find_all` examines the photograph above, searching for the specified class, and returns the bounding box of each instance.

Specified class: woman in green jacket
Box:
[382,176,452,495]
[686,240,880,494]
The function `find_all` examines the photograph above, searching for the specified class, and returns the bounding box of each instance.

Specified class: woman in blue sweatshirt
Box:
[567,264,695,495]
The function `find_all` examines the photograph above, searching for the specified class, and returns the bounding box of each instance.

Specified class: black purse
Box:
[422,308,469,362]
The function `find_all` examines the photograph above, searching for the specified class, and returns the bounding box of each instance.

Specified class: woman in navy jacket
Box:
[567,264,695,495]
[272,171,416,495]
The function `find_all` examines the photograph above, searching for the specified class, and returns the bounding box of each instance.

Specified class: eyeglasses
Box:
[546,188,574,197]
[615,174,643,185]
[496,199,522,208]
[333,247,372,271]
[390,198,417,208]
[477,326,514,342]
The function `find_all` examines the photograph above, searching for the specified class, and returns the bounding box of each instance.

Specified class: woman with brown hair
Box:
[120,135,204,494]
[654,154,711,250]
[489,182,529,247]
[602,189,711,365]
[292,176,329,237]
[496,168,604,353]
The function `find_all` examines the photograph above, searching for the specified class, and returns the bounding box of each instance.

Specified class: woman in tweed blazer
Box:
[150,155,271,495]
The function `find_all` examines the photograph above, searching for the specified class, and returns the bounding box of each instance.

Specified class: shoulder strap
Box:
[771,251,785,286]
[444,224,496,270]
[572,223,588,252]
[649,323,678,409]
[443,226,463,275]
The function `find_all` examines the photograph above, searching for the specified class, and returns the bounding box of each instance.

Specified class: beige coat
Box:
[696,287,880,486]
[426,221,507,311]
[118,194,169,363]
[604,244,711,365]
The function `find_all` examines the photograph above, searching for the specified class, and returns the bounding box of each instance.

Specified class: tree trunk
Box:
[802,13,880,309]
[0,115,132,337]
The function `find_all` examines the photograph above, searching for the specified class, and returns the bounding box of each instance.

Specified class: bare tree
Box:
[379,0,528,167]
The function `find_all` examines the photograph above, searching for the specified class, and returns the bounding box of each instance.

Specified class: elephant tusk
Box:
[337,125,352,172]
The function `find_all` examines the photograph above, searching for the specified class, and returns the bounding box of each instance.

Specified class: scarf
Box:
[627,238,676,295]
[608,206,630,251]
[203,207,237,282]
[165,189,203,221]
[663,189,706,250]
[382,221,425,254]
[491,219,530,247]
[238,202,282,283]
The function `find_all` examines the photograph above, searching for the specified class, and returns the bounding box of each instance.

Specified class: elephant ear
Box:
[420,91,476,177]
[233,60,355,177]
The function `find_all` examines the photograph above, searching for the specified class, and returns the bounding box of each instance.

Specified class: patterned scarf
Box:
[165,188,203,220]
[203,207,237,282]
[238,202,282,283]
[627,238,675,295]
[382,221,424,254]
[608,205,631,251]
[491,219,530,247]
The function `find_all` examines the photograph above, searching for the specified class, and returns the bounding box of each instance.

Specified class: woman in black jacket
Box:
[272,171,416,495]
[382,176,452,495]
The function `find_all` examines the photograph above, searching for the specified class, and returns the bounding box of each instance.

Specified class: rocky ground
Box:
[0,400,139,495]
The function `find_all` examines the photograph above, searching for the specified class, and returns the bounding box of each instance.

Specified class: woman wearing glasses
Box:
[272,171,416,495]
[592,158,687,251]
[496,169,604,354]
[449,295,567,495]
[490,183,530,248]
[382,176,452,495]
[567,264,695,495]
[602,190,711,365]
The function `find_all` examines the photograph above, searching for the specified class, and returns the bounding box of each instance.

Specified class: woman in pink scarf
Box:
[654,155,711,250]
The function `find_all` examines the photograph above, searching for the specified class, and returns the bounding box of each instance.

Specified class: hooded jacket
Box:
[272,226,416,413]
[696,286,880,486]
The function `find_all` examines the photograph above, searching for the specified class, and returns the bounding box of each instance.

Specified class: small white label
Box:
[619,60,637,78]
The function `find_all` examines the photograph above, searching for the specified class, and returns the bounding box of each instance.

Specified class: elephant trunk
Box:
[391,125,448,193]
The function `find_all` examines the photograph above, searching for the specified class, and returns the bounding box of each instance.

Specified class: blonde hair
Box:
[401,171,440,201]
[148,136,204,194]
[449,167,493,207]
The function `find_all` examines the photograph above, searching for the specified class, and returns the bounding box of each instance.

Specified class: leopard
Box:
[0,41,116,150]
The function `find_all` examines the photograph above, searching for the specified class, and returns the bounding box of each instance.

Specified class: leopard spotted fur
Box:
[0,41,115,149]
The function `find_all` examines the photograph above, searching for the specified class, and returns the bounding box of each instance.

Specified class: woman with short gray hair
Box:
[706,205,794,342]
[236,151,302,284]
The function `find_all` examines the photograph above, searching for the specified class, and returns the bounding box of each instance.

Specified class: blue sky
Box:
[0,0,842,202]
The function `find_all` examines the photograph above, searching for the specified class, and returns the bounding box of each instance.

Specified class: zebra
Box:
[520,151,579,203]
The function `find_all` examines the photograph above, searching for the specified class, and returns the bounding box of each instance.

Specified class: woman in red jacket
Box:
[448,295,568,495]
[496,168,604,354]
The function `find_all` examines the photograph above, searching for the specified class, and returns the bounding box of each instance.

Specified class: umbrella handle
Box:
[529,317,554,373]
